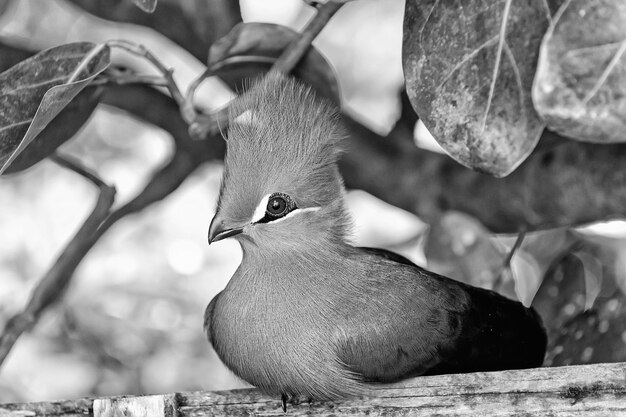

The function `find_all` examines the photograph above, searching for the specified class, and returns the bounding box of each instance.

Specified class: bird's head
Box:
[208,74,350,250]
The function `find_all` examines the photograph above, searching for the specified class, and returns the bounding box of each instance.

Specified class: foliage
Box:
[533,0,626,143]
[0,43,109,174]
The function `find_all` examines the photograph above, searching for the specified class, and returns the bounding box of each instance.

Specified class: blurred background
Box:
[0,0,625,404]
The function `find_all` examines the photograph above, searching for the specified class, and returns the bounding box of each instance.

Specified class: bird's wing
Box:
[337,246,546,382]
[334,247,465,381]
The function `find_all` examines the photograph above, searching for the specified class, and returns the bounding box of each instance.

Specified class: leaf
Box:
[208,22,341,104]
[510,251,543,307]
[68,0,241,62]
[424,211,511,293]
[575,251,603,310]
[0,42,110,175]
[533,232,626,366]
[573,224,626,298]
[533,0,626,143]
[129,0,157,13]
[3,87,102,174]
[403,0,558,176]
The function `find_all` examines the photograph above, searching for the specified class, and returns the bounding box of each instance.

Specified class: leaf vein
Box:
[419,0,440,44]
[437,36,499,90]
[0,76,68,96]
[503,41,526,126]
[0,119,31,133]
[565,41,624,57]
[540,0,552,22]
[583,39,626,104]
[481,0,512,132]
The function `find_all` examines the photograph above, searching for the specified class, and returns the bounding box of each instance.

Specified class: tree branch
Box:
[97,149,202,232]
[50,152,108,188]
[96,71,168,87]
[0,183,116,367]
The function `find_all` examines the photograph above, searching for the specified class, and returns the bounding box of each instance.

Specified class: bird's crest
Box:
[217,74,345,225]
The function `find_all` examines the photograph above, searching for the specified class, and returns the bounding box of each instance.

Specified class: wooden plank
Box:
[1,362,625,416]
[93,394,178,417]
[0,398,92,417]
[180,363,626,416]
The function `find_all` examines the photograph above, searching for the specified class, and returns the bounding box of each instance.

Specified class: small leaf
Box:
[208,22,341,104]
[130,0,157,13]
[0,42,110,175]
[533,0,626,143]
[510,251,542,307]
[573,224,626,298]
[574,251,603,310]
[403,0,558,176]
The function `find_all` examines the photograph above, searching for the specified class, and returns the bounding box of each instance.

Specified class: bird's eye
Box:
[261,192,296,221]
[267,196,287,216]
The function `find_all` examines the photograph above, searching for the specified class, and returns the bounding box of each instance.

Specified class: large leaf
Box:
[129,0,157,13]
[0,42,110,175]
[208,22,341,104]
[403,0,558,176]
[533,0,626,143]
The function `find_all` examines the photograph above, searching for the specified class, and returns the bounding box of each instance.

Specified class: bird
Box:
[204,73,547,405]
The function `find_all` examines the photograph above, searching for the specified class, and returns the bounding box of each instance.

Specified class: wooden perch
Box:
[1,362,625,416]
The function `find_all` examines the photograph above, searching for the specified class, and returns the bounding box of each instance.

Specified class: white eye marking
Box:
[251,194,271,223]
[250,194,321,224]
[270,207,320,224]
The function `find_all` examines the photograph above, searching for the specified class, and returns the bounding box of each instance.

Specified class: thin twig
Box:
[493,228,527,290]
[181,69,213,125]
[303,0,324,8]
[503,228,527,271]
[189,0,346,139]
[270,0,343,75]
[106,40,186,108]
[97,150,201,233]
[94,72,169,87]
[50,152,108,189]
[0,184,116,367]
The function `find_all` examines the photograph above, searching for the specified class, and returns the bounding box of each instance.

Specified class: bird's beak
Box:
[208,215,243,244]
